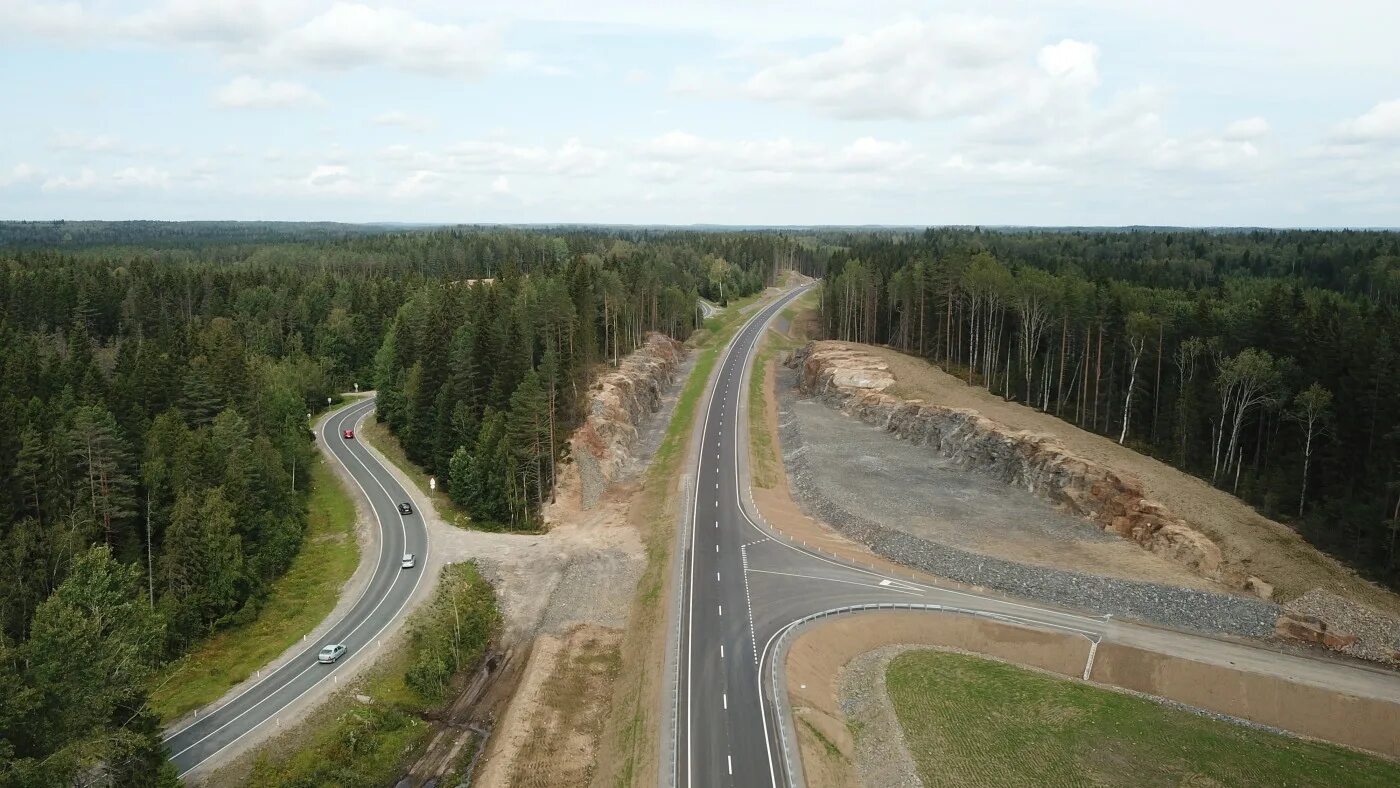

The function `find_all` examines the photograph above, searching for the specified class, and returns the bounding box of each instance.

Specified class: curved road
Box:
[672,284,1400,787]
[163,397,428,779]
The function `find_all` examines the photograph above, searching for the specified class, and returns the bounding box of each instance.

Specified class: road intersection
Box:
[668,283,1400,788]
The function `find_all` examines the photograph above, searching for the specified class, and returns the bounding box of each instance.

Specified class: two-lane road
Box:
[671,283,1400,788]
[163,397,428,779]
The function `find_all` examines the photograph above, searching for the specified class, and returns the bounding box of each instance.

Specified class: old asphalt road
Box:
[162,396,428,779]
[670,284,1400,788]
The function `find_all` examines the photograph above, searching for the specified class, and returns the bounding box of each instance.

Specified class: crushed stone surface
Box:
[776,365,1280,639]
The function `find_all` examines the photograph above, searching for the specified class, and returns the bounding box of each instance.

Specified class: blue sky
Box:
[2,1,1398,226]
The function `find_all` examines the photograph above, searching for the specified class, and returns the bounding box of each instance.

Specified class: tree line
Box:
[0,224,794,782]
[374,236,783,528]
[812,228,1400,589]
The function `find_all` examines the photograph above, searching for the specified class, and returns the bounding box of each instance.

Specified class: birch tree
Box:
[1119,312,1156,444]
[1288,383,1333,517]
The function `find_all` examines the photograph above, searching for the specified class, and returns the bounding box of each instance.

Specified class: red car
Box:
[343,429,355,439]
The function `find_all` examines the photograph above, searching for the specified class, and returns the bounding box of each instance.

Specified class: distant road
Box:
[163,397,428,778]
[671,284,1400,787]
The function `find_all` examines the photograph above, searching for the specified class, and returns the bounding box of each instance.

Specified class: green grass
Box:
[885,650,1400,788]
[359,414,473,529]
[748,286,819,489]
[246,562,499,787]
[149,449,360,723]
[605,285,780,786]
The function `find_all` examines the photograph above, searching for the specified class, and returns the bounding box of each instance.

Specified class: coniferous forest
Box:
[2,221,1398,783]
[0,223,777,783]
[812,228,1400,589]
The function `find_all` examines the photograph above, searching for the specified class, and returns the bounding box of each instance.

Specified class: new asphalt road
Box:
[163,396,428,779]
[671,284,1400,788]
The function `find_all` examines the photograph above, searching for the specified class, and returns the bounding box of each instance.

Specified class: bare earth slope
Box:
[805,341,1399,616]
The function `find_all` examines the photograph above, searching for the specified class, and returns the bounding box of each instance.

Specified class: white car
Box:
[401,553,416,569]
[317,644,346,664]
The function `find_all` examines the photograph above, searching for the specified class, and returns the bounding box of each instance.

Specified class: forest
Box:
[0,223,782,784]
[4,221,1397,783]
[812,228,1400,589]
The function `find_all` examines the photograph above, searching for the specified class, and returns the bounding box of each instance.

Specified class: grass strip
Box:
[150,450,359,723]
[246,562,499,787]
[359,414,473,529]
[603,286,776,786]
[886,650,1400,788]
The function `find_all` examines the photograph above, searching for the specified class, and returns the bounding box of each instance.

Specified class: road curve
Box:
[163,397,428,779]
[670,285,1400,788]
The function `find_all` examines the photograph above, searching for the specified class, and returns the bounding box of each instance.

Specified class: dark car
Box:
[343,429,354,439]
[398,502,413,515]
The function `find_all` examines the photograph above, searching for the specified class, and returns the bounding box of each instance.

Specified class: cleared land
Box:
[777,361,1214,590]
[150,451,359,723]
[859,344,1398,612]
[884,649,1400,787]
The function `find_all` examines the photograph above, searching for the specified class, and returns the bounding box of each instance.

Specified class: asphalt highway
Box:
[671,284,1400,788]
[163,397,428,779]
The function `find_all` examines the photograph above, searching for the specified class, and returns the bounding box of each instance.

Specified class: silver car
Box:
[317,644,346,664]
[401,553,416,569]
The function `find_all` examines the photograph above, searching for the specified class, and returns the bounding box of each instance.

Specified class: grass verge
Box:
[359,414,473,529]
[748,286,820,489]
[886,650,1400,787]
[245,562,499,787]
[598,285,778,786]
[149,450,359,723]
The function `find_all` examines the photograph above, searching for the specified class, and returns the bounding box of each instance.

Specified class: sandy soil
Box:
[856,343,1399,614]
[475,625,622,788]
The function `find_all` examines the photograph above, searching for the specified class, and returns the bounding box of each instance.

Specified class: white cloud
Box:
[639,131,921,176]
[266,3,500,77]
[390,169,446,198]
[125,0,280,45]
[299,163,364,195]
[0,163,42,187]
[442,137,609,175]
[372,110,434,132]
[1037,39,1099,89]
[50,130,125,154]
[1223,117,1271,140]
[215,76,325,109]
[741,16,1043,120]
[1331,99,1400,143]
[490,175,511,194]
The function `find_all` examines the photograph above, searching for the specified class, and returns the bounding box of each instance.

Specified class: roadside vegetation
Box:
[820,230,1400,590]
[599,283,781,786]
[245,562,499,786]
[359,414,473,529]
[885,650,1400,787]
[748,286,821,489]
[149,448,360,722]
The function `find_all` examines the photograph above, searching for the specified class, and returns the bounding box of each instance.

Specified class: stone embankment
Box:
[785,342,1399,660]
[795,342,1250,592]
[550,332,685,512]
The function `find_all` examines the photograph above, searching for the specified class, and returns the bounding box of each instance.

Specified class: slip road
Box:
[162,397,428,778]
[669,284,1400,788]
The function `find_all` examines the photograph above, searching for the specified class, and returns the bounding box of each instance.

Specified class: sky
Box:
[1,1,1399,226]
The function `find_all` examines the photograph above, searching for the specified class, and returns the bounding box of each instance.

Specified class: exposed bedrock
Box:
[793,342,1244,592]
[553,332,685,511]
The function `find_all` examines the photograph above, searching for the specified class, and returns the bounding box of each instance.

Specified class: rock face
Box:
[1273,612,1359,651]
[793,342,1237,590]
[553,333,685,511]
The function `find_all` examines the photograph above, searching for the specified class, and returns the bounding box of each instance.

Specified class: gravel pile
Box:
[836,645,923,788]
[777,367,1281,640]
[1285,589,1400,664]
